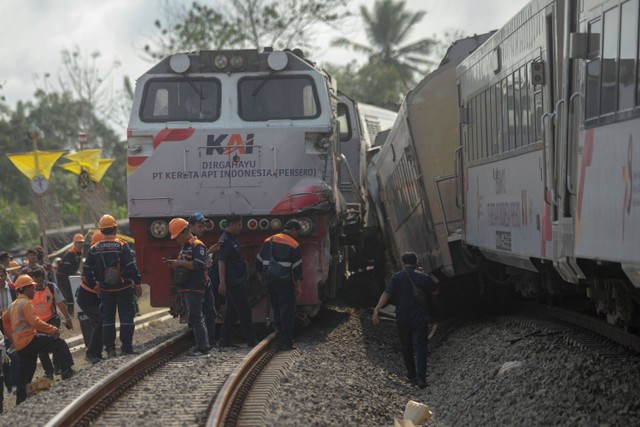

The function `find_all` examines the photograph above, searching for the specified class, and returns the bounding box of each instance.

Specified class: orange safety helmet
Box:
[169,218,189,239]
[99,214,117,229]
[91,230,105,245]
[73,233,85,243]
[14,274,37,289]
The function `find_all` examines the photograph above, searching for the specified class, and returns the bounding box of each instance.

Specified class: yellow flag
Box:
[6,150,65,180]
[90,158,115,182]
[64,149,101,172]
[59,158,114,183]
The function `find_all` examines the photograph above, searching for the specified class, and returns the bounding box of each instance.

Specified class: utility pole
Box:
[29,124,48,257]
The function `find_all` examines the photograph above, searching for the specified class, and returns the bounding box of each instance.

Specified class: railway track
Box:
[505,303,640,357]
[45,333,281,427]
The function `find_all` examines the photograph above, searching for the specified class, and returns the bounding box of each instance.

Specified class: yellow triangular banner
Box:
[6,150,65,180]
[64,149,101,173]
[59,158,114,183]
[90,158,115,182]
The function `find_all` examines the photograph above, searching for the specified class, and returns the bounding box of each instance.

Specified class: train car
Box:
[368,34,493,278]
[457,0,640,327]
[126,49,382,322]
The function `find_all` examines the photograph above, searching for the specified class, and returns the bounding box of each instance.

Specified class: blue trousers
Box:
[219,284,256,347]
[202,285,217,345]
[100,287,136,352]
[184,291,209,351]
[267,282,296,348]
[76,287,103,358]
[17,334,73,405]
[397,320,428,381]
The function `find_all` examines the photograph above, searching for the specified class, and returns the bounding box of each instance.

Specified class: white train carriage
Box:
[126,49,367,320]
[458,0,640,326]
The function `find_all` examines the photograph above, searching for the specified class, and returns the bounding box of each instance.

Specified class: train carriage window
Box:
[533,87,544,141]
[140,79,221,122]
[479,92,487,159]
[586,19,602,119]
[619,0,638,111]
[494,83,503,154]
[520,64,532,146]
[337,103,352,141]
[501,78,510,152]
[239,76,320,121]
[506,74,516,151]
[600,7,620,116]
[512,70,522,149]
[488,87,497,156]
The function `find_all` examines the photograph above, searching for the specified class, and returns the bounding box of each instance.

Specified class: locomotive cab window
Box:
[337,103,352,141]
[140,79,221,122]
[238,76,320,121]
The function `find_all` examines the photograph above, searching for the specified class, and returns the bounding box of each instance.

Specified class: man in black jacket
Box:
[256,220,303,351]
[372,252,438,389]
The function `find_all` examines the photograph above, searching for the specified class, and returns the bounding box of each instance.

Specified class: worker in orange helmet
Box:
[164,218,210,356]
[83,214,141,358]
[75,229,105,364]
[56,233,86,315]
[2,275,75,405]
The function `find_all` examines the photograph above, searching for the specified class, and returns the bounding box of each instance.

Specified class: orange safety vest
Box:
[32,285,57,322]
[1,295,57,351]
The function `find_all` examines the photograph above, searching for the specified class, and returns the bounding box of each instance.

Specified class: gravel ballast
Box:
[261,306,640,426]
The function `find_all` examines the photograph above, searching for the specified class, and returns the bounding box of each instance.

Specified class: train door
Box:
[552,0,586,284]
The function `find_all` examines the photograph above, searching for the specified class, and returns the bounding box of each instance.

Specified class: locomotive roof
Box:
[144,49,323,75]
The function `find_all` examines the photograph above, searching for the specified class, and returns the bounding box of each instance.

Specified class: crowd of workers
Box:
[0,212,305,413]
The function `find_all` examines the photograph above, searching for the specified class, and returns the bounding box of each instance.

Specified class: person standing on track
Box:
[187,213,222,347]
[31,266,73,379]
[256,220,303,351]
[372,252,438,389]
[217,214,256,348]
[2,275,74,405]
[83,214,142,358]
[165,218,210,357]
[56,233,86,314]
[76,230,105,364]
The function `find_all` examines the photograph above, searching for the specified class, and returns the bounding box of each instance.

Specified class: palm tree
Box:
[332,0,436,90]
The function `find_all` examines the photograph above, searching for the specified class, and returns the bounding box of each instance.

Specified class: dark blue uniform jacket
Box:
[83,236,141,292]
[385,266,437,325]
[218,231,247,287]
[177,236,207,293]
[256,233,303,285]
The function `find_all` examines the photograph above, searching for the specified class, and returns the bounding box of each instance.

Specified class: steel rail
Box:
[515,303,640,353]
[45,331,192,427]
[206,333,278,427]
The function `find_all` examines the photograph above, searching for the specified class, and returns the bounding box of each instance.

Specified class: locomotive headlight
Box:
[204,219,214,231]
[247,218,258,230]
[230,55,245,70]
[150,220,169,239]
[296,217,313,235]
[270,218,282,230]
[219,219,228,230]
[259,219,270,230]
[214,54,228,69]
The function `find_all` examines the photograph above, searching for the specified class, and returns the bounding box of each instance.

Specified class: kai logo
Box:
[206,133,254,155]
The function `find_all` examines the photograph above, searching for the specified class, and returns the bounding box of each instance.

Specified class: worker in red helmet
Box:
[83,214,141,358]
[56,233,86,314]
[2,275,74,405]
[165,218,210,356]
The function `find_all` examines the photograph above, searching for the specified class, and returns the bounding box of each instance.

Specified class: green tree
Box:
[325,61,405,105]
[143,0,350,60]
[332,0,436,90]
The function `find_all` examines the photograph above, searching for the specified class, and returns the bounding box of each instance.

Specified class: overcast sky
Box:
[0,0,529,120]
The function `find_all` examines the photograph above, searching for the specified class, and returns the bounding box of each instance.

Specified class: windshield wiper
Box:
[251,70,275,97]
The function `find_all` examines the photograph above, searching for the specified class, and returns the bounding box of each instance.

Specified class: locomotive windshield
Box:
[238,75,320,121]
[140,78,221,122]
